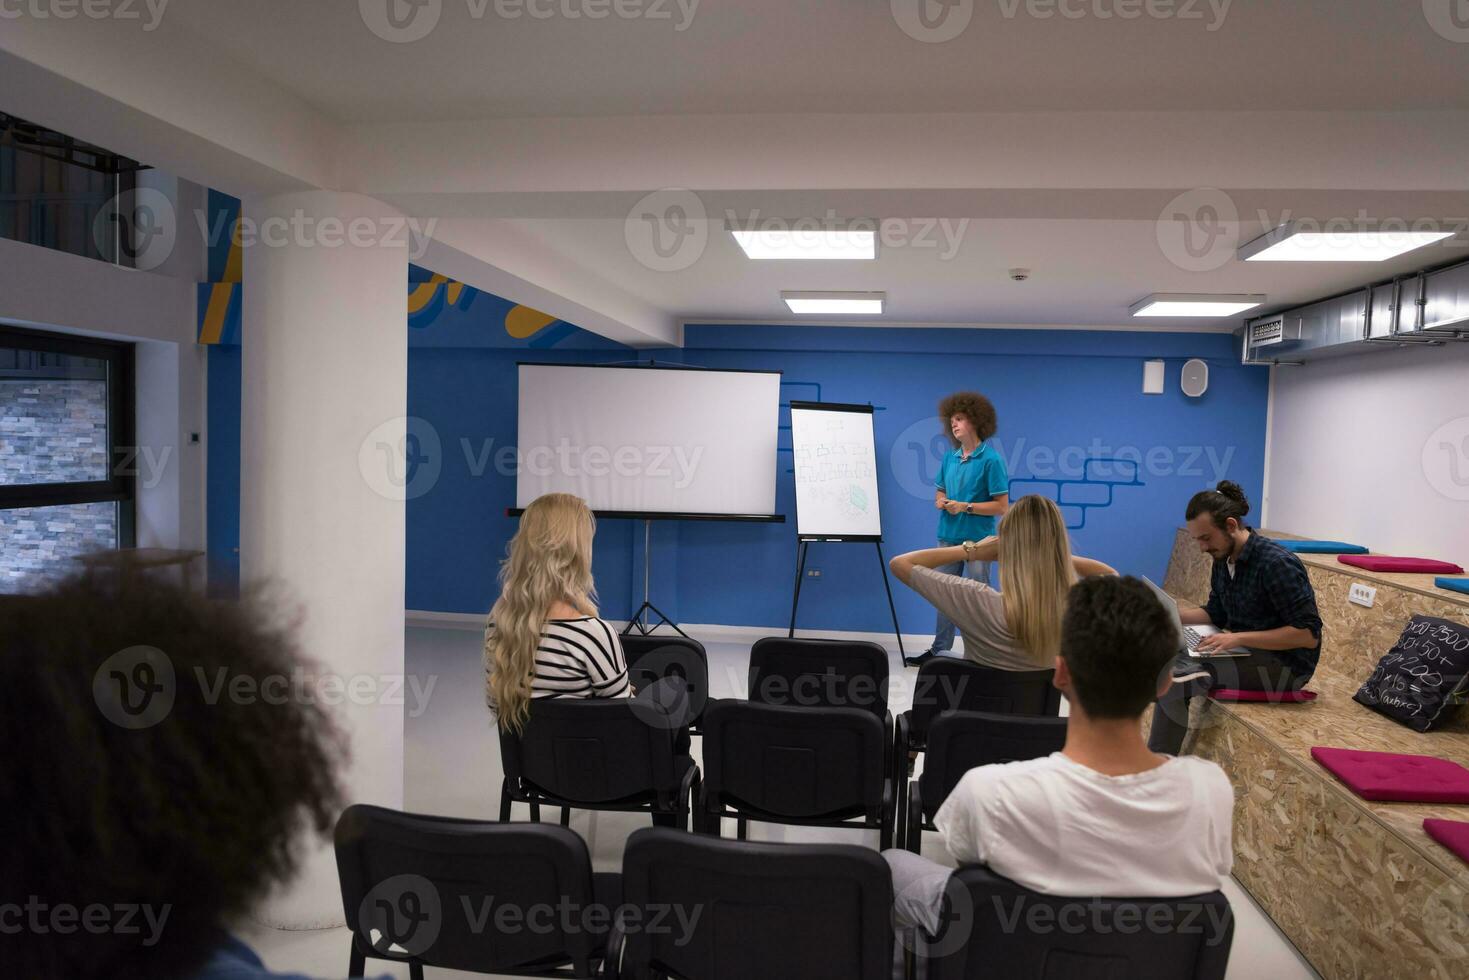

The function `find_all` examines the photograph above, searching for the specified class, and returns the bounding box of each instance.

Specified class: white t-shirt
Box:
[934,752,1234,897]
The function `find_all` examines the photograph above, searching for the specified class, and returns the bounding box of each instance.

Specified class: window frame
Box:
[0,324,136,547]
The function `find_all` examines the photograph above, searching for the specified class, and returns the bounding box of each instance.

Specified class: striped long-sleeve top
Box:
[486,616,633,708]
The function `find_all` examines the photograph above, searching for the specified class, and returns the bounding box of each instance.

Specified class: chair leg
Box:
[348,939,365,978]
[530,802,541,822]
[410,963,425,980]
[499,779,512,822]
[737,817,747,841]
[560,806,571,827]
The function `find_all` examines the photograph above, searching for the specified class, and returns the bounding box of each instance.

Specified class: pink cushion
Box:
[1424,819,1469,866]
[1311,747,1469,803]
[1211,688,1317,703]
[1337,555,1465,574]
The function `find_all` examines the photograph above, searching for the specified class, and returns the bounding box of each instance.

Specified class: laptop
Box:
[1141,577,1250,658]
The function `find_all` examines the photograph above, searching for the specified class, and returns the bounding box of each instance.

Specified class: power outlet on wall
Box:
[806,568,822,579]
[1349,582,1376,608]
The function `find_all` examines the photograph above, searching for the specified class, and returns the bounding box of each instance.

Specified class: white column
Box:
[241,191,407,927]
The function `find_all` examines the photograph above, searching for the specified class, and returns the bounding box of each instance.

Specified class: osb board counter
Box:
[1164,527,1469,978]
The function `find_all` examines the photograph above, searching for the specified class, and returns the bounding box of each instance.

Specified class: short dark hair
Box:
[1060,576,1178,719]
[937,391,998,445]
[1185,480,1250,531]
[0,574,344,979]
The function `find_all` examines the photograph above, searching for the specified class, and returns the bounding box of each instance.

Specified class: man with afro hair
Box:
[907,391,1010,667]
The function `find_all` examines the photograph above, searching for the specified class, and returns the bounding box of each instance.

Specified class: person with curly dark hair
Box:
[0,573,375,980]
[906,391,1011,667]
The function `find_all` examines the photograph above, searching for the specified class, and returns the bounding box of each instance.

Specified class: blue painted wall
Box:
[207,284,1268,632]
[664,325,1267,634]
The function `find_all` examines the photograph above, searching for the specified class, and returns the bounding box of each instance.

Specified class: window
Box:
[0,326,134,592]
[0,110,148,266]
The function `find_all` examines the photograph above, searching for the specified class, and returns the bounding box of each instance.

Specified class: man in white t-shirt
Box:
[884,575,1235,959]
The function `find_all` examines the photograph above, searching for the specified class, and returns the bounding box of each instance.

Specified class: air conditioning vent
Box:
[1249,315,1302,347]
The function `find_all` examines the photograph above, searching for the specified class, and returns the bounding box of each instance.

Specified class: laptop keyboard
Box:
[1182,626,1205,650]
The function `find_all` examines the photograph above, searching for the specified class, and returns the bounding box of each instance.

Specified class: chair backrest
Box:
[918,711,1069,817]
[499,698,681,807]
[334,803,603,976]
[702,699,887,819]
[619,634,709,729]
[619,827,894,980]
[923,865,1233,980]
[747,636,890,719]
[910,660,1059,741]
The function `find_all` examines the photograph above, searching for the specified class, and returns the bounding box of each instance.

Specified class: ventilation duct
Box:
[1241,255,1469,365]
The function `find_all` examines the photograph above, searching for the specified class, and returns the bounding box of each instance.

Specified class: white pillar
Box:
[240,191,407,927]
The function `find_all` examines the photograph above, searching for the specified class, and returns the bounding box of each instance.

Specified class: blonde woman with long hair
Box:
[890,495,1116,671]
[485,493,631,733]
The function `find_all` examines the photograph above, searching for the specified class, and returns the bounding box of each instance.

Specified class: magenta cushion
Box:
[1311,747,1469,804]
[1211,688,1317,703]
[1337,555,1465,574]
[1424,819,1469,866]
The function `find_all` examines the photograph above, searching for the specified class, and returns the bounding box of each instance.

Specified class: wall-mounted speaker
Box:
[1181,358,1209,398]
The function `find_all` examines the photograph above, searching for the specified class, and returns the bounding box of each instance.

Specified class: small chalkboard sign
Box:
[1355,615,1469,732]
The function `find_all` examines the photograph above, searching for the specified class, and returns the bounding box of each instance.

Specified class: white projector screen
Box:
[789,401,883,539]
[516,364,781,517]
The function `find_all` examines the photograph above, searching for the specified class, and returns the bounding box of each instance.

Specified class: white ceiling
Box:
[4,3,1469,343]
[168,1,1469,120]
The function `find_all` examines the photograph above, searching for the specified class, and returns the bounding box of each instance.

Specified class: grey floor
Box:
[243,624,1319,979]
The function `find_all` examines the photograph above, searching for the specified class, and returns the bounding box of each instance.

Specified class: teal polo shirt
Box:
[935,442,1010,543]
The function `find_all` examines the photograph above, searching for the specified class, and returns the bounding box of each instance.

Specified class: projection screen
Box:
[516,364,782,518]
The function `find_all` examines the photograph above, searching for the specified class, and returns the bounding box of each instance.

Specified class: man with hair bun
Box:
[1148,480,1323,754]
[906,391,1010,667]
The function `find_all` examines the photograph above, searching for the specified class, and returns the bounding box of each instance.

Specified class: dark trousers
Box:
[1148,651,1311,755]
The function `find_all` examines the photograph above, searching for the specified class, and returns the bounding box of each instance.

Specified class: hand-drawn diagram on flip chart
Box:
[789,402,883,539]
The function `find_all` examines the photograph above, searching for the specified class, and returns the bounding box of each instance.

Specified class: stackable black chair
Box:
[499,698,700,830]
[334,803,620,978]
[917,864,1233,980]
[747,636,891,723]
[895,659,1059,787]
[699,698,895,847]
[904,710,1068,852]
[619,634,709,734]
[612,827,894,980]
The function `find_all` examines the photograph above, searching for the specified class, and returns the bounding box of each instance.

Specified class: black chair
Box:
[699,698,895,848]
[334,803,620,978]
[895,659,1059,789]
[619,634,709,734]
[499,698,700,830]
[916,864,1233,980]
[747,636,891,722]
[904,710,1068,853]
[612,827,894,980]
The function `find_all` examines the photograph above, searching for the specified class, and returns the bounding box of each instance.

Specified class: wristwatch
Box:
[961,540,979,560]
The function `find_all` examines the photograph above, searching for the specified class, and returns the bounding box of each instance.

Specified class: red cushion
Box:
[1337,555,1465,574]
[1311,747,1469,803]
[1211,688,1317,703]
[1424,819,1469,866]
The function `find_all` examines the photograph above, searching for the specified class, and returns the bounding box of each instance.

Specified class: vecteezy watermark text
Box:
[358,0,699,44]
[0,0,169,31]
[0,898,171,947]
[92,646,439,730]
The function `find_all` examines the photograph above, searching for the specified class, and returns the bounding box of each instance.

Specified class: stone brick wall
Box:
[0,503,118,592]
[0,378,116,591]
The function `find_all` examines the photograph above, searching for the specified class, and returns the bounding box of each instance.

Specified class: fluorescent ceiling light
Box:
[782,291,886,315]
[1239,221,1454,262]
[1129,294,1266,318]
[730,225,876,260]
